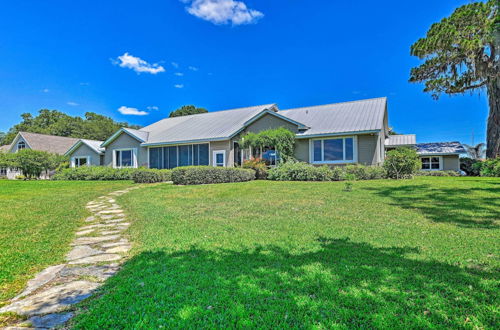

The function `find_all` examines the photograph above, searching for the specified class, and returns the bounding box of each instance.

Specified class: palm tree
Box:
[464,143,486,160]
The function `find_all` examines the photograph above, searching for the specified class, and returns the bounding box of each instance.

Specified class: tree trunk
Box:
[486,78,500,158]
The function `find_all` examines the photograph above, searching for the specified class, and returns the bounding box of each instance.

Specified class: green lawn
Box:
[71,177,499,329]
[0,180,131,304]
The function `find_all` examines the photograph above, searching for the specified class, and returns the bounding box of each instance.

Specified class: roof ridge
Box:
[19,131,79,140]
[417,141,461,144]
[280,97,387,112]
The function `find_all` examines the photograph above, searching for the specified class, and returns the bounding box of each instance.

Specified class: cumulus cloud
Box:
[42,88,50,93]
[171,62,179,68]
[174,84,184,89]
[67,101,79,106]
[147,106,159,111]
[174,72,184,76]
[118,106,149,116]
[113,53,165,74]
[188,66,199,71]
[183,0,263,25]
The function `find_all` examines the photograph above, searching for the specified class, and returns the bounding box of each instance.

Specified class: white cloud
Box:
[118,106,149,116]
[174,72,184,76]
[113,53,165,74]
[147,106,159,111]
[79,82,90,86]
[42,88,50,93]
[174,84,184,88]
[67,101,79,106]
[171,62,179,68]
[188,66,199,71]
[183,0,263,25]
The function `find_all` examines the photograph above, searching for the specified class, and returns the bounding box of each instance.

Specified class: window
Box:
[421,156,441,170]
[149,144,209,169]
[17,141,26,151]
[74,157,89,167]
[115,149,135,168]
[311,137,356,163]
[0,168,6,176]
[213,150,225,167]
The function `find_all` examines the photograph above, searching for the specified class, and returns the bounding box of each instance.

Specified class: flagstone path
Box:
[0,187,138,329]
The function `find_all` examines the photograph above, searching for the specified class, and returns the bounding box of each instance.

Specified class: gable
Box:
[243,113,300,134]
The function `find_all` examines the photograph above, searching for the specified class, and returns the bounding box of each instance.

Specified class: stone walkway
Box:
[0,187,138,329]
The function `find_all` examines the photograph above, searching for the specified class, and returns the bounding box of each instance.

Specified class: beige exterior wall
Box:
[294,139,309,162]
[243,113,299,134]
[357,134,379,165]
[209,140,232,167]
[442,155,460,171]
[69,144,102,166]
[104,133,148,168]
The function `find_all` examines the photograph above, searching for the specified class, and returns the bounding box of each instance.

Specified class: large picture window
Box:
[311,137,355,163]
[421,156,441,170]
[149,143,209,169]
[115,149,135,168]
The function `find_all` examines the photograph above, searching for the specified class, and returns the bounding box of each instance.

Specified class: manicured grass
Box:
[0,180,131,304]
[72,177,500,328]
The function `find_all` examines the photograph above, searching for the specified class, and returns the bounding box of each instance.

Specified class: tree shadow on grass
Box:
[363,182,500,229]
[72,238,497,329]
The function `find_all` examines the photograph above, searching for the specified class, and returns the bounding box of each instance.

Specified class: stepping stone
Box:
[29,312,73,328]
[0,281,99,316]
[101,240,129,248]
[66,245,103,261]
[60,265,119,281]
[84,216,96,222]
[76,229,95,236]
[105,219,126,224]
[13,264,65,301]
[99,214,116,220]
[99,210,124,214]
[99,230,121,235]
[71,235,120,246]
[105,245,131,254]
[68,253,121,265]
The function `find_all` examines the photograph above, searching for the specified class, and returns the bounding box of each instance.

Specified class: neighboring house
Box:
[0,132,79,179]
[64,97,465,172]
[385,134,466,171]
[64,139,105,167]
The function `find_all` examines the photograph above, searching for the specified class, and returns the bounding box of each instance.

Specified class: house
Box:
[0,132,79,179]
[385,134,465,171]
[65,97,464,172]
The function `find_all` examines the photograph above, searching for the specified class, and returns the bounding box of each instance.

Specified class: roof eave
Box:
[101,128,145,148]
[295,129,381,139]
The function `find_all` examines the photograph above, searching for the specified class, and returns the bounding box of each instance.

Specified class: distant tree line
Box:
[169,105,207,118]
[0,110,141,145]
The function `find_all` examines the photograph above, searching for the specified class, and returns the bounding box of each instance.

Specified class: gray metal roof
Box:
[279,97,387,137]
[385,134,416,146]
[0,145,10,153]
[141,104,276,145]
[11,132,79,155]
[123,128,149,142]
[416,142,466,155]
[81,139,105,154]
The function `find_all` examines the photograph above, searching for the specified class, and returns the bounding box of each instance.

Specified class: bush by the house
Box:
[460,157,482,176]
[383,147,421,179]
[52,166,136,181]
[1,149,66,179]
[344,164,386,180]
[479,157,500,177]
[132,168,172,183]
[242,158,268,179]
[171,166,255,185]
[416,170,460,177]
[268,161,333,181]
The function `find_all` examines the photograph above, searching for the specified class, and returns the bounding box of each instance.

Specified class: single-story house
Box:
[65,97,465,172]
[0,132,79,179]
[385,134,466,171]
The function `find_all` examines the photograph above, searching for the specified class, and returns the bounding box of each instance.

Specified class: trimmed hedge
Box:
[479,157,500,177]
[171,166,255,185]
[268,162,387,182]
[52,166,136,181]
[132,168,172,183]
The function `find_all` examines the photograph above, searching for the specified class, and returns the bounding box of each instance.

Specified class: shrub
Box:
[416,170,460,177]
[479,157,500,177]
[268,162,333,181]
[171,166,255,185]
[132,168,172,183]
[344,164,385,180]
[330,166,346,181]
[460,157,481,176]
[6,149,66,179]
[52,166,136,181]
[383,148,420,179]
[242,158,268,179]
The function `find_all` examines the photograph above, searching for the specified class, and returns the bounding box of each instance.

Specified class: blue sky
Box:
[0,0,489,144]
